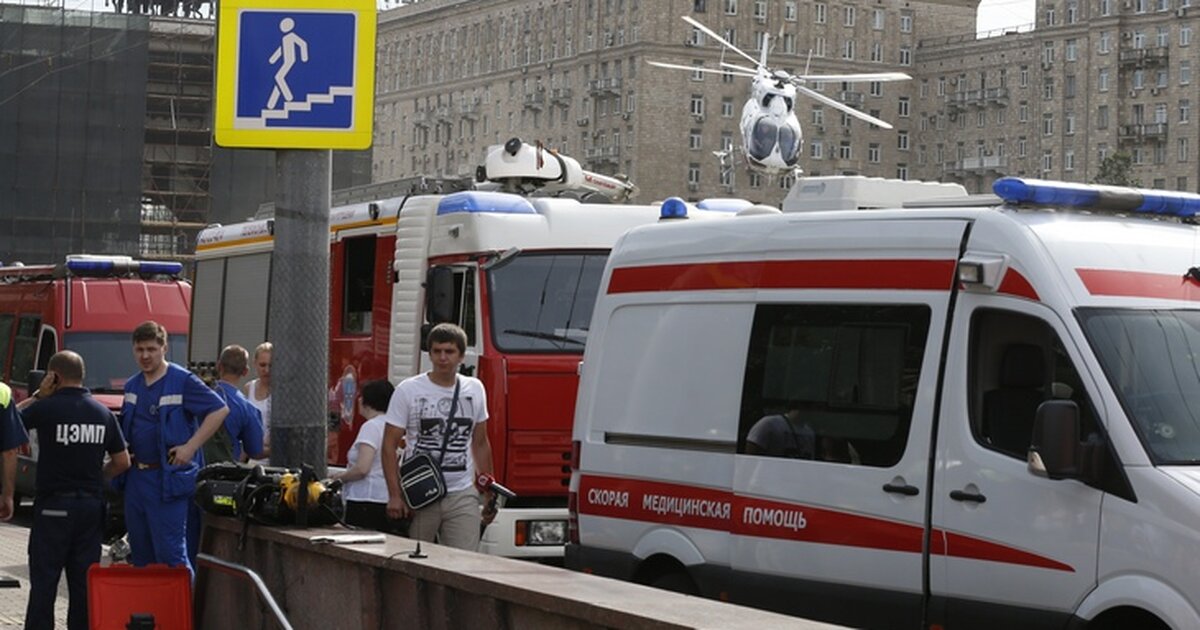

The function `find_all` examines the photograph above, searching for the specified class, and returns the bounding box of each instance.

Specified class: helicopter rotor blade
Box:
[794,84,895,129]
[719,61,761,75]
[792,72,912,83]
[681,16,763,68]
[647,61,758,78]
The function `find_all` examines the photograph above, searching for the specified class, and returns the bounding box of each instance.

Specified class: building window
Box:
[754,0,767,20]
[1098,68,1109,92]
[896,164,908,180]
[1065,112,1076,134]
[784,1,797,21]
[1178,177,1189,191]
[1065,75,1076,98]
[1043,113,1054,136]
[1183,26,1193,47]
[1065,150,1075,171]
[688,163,701,185]
[1042,150,1053,172]
[1097,105,1109,129]
[814,2,826,23]
[868,143,881,163]
[899,47,912,66]
[871,42,883,63]
[843,39,856,60]
[897,130,909,150]
[869,81,882,97]
[691,61,705,81]
[689,129,702,149]
[1180,137,1190,162]
[810,140,824,159]
[690,94,705,116]
[1019,66,1029,87]
[722,98,734,117]
[1181,99,1191,124]
[843,5,855,26]
[1182,61,1192,85]
[898,97,910,117]
[839,141,852,159]
[900,11,913,32]
[724,0,737,15]
[1099,31,1111,54]
[1065,39,1077,61]
[1043,78,1054,100]
[873,8,885,29]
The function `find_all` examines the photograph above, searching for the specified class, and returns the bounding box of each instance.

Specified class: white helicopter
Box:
[650,16,912,176]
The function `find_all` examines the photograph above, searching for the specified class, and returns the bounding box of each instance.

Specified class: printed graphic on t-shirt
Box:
[411,394,477,472]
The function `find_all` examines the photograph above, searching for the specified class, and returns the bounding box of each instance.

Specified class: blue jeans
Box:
[26,493,105,630]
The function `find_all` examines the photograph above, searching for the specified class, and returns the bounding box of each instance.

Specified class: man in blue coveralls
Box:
[0,377,28,522]
[121,321,227,578]
[18,351,130,630]
[188,344,265,564]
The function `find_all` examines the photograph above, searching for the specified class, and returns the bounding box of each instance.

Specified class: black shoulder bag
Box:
[399,377,460,510]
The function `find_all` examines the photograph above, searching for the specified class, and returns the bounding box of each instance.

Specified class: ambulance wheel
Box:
[649,569,698,596]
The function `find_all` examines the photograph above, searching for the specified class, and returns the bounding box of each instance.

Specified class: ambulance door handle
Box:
[949,489,987,504]
[882,482,919,496]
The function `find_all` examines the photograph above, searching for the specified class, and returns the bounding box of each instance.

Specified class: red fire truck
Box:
[0,255,192,504]
[188,140,742,558]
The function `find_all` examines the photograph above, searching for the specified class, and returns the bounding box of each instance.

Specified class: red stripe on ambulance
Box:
[607,259,958,294]
[578,475,1072,572]
[1077,268,1200,302]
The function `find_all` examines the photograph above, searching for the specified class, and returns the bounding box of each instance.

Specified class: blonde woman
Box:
[243,342,272,463]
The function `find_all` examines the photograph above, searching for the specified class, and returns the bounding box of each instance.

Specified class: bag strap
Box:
[434,376,461,468]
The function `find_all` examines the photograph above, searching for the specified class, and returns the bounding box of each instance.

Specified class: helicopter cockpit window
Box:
[749,118,802,166]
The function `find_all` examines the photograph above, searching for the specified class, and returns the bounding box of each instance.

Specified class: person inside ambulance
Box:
[745,407,816,459]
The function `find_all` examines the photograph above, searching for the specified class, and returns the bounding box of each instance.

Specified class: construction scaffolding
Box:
[0,5,148,265]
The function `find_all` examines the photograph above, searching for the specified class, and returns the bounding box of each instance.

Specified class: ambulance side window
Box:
[451,268,477,347]
[737,304,931,467]
[0,314,13,379]
[969,309,1101,459]
[11,315,41,385]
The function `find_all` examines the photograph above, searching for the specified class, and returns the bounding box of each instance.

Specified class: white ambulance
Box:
[567,177,1200,630]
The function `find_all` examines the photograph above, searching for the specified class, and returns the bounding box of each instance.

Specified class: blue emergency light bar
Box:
[64,259,182,276]
[660,197,689,220]
[696,198,753,213]
[437,191,536,216]
[993,177,1200,219]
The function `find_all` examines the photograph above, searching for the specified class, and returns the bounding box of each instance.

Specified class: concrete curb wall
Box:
[196,516,843,630]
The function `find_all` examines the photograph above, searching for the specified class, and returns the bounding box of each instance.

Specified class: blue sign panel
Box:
[234,11,356,130]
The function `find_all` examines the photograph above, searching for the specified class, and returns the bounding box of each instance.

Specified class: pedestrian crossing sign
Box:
[214,0,376,149]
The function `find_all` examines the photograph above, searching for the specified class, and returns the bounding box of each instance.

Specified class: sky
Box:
[977,0,1036,35]
[19,0,1038,37]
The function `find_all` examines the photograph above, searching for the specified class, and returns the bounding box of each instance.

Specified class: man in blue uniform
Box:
[17,351,129,630]
[0,378,28,522]
[189,344,265,564]
[121,321,227,578]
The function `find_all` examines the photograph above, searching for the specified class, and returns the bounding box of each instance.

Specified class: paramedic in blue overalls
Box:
[17,351,129,630]
[121,321,227,578]
[0,378,28,522]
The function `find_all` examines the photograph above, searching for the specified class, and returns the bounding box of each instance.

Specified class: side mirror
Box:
[26,369,45,390]
[424,266,455,325]
[1028,400,1081,480]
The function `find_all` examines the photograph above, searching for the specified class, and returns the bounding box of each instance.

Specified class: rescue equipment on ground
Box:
[195,462,343,549]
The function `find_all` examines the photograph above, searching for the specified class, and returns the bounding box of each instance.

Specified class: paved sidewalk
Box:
[0,520,68,629]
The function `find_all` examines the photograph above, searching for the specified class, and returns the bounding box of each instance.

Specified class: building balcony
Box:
[524,93,545,110]
[1118,47,1169,67]
[550,87,573,105]
[1119,122,1168,141]
[587,77,623,95]
[946,87,1010,111]
[459,100,481,120]
[412,109,430,127]
[838,91,864,107]
[944,155,1007,174]
[585,145,621,164]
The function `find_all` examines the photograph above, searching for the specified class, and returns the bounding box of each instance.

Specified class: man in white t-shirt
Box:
[381,323,496,550]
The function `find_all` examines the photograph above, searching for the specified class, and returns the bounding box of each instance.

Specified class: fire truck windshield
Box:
[63,332,188,392]
[1079,308,1200,464]
[487,252,607,353]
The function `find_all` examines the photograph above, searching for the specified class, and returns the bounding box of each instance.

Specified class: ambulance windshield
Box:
[1079,309,1200,464]
[63,332,188,392]
[487,252,606,352]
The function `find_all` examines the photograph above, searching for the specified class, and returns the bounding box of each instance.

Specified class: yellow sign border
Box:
[214,0,375,150]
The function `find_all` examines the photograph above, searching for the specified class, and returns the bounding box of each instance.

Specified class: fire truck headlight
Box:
[517,519,568,546]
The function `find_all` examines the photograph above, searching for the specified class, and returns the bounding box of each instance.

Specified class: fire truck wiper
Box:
[502,329,585,346]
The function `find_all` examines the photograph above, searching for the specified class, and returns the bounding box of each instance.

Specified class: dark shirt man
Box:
[0,381,29,521]
[17,351,130,630]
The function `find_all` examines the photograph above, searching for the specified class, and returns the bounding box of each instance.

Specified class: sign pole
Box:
[268,149,331,476]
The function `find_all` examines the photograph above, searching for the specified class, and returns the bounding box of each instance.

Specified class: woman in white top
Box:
[329,379,406,534]
[243,342,272,464]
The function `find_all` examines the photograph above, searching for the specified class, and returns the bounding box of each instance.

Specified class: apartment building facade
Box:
[373,0,978,204]
[914,0,1199,192]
